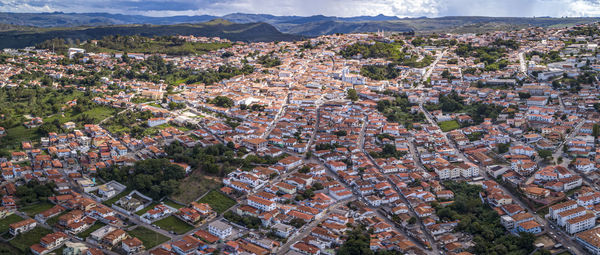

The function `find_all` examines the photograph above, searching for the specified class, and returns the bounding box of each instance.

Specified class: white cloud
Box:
[1,0,600,17]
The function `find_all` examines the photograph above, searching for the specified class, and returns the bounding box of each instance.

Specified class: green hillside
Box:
[0,20,304,49]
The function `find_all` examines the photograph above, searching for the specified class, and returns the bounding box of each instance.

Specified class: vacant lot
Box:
[20,201,55,216]
[128,226,170,248]
[10,227,53,252]
[154,216,193,235]
[163,199,184,209]
[170,171,220,204]
[438,120,460,132]
[197,190,236,214]
[77,222,106,239]
[0,214,24,233]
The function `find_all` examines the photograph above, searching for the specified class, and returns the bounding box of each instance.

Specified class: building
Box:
[576,227,600,254]
[514,220,542,234]
[9,218,37,236]
[122,237,145,254]
[241,138,268,151]
[147,118,167,127]
[549,200,578,220]
[248,195,276,212]
[208,220,232,239]
[565,213,595,235]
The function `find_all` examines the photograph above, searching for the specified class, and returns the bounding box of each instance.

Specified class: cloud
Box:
[1,0,600,17]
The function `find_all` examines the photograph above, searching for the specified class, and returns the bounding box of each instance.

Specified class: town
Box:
[0,22,599,255]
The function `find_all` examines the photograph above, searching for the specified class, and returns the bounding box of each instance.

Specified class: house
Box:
[122,237,145,254]
[574,158,596,173]
[242,138,268,151]
[101,229,128,247]
[272,223,295,238]
[147,118,167,127]
[514,220,542,234]
[30,231,69,255]
[9,218,37,236]
[208,220,232,239]
[248,195,276,211]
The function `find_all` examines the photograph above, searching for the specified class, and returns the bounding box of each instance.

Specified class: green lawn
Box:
[0,242,21,254]
[2,125,42,151]
[128,226,170,248]
[0,214,24,233]
[19,201,55,216]
[135,202,160,216]
[9,227,53,252]
[77,222,106,239]
[153,216,193,235]
[197,190,236,214]
[163,199,184,209]
[438,120,460,132]
[44,106,117,126]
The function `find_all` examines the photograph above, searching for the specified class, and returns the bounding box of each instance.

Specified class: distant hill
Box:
[0,12,598,41]
[0,20,304,49]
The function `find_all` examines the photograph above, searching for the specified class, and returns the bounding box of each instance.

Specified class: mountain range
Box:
[0,12,600,49]
[1,12,599,36]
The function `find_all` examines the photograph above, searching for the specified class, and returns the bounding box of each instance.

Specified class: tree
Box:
[497,143,510,154]
[347,88,358,101]
[210,96,234,108]
[538,150,553,161]
[289,218,306,228]
[408,217,417,225]
[518,92,531,99]
[593,124,600,140]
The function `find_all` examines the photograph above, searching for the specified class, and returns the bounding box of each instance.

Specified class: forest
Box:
[339,42,433,72]
[424,91,505,124]
[376,92,425,128]
[36,35,232,56]
[97,158,185,200]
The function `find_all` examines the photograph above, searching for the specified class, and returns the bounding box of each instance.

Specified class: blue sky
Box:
[1,0,600,17]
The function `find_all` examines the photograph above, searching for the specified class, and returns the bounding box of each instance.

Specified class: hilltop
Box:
[0,20,304,49]
[0,12,598,36]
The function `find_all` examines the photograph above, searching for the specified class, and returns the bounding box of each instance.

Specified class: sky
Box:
[1,0,600,17]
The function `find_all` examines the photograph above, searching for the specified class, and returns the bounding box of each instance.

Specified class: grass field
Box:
[163,199,184,209]
[2,125,42,151]
[135,202,159,216]
[128,226,170,248]
[9,227,53,252]
[170,171,220,204]
[438,120,460,132]
[197,190,236,214]
[0,242,21,254]
[44,106,118,125]
[20,201,55,216]
[0,214,24,233]
[153,216,193,235]
[1,105,117,152]
[77,222,106,239]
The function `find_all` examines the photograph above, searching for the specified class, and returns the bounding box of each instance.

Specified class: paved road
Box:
[518,51,527,74]
[419,49,447,87]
